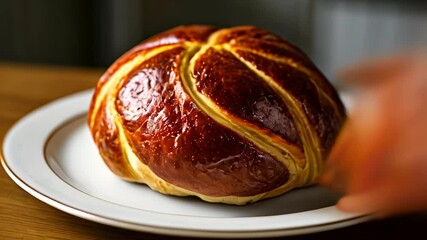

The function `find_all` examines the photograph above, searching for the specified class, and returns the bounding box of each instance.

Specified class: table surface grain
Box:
[1,62,426,240]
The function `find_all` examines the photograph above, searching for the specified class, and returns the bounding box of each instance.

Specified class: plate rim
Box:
[1,90,370,238]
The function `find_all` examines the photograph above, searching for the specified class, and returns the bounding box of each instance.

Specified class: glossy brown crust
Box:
[90,100,133,179]
[193,47,302,148]
[214,26,310,64]
[88,26,219,116]
[234,50,344,153]
[134,25,218,52]
[114,46,288,196]
[88,25,346,200]
[215,26,345,117]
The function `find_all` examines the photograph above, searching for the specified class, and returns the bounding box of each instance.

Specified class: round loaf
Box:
[88,25,346,204]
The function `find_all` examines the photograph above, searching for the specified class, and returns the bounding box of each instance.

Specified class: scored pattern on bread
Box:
[88,25,346,204]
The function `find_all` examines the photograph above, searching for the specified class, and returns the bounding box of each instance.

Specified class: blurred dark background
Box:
[0,0,312,67]
[0,0,426,80]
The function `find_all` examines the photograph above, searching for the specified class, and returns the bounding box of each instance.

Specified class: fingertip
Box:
[336,195,373,215]
[337,194,389,219]
[336,196,355,212]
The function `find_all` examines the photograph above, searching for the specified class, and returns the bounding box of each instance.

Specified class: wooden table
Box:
[1,62,426,240]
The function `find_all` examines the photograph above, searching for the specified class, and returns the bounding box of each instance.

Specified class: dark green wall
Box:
[0,0,93,65]
[0,0,311,67]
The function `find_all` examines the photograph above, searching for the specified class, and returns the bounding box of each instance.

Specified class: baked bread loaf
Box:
[88,25,346,204]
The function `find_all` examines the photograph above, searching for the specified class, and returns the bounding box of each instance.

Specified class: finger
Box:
[337,51,416,87]
[337,194,379,215]
[338,180,427,218]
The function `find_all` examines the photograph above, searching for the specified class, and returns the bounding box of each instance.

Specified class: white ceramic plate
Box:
[1,90,368,238]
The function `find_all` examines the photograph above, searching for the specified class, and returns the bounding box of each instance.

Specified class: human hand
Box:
[320,50,427,217]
